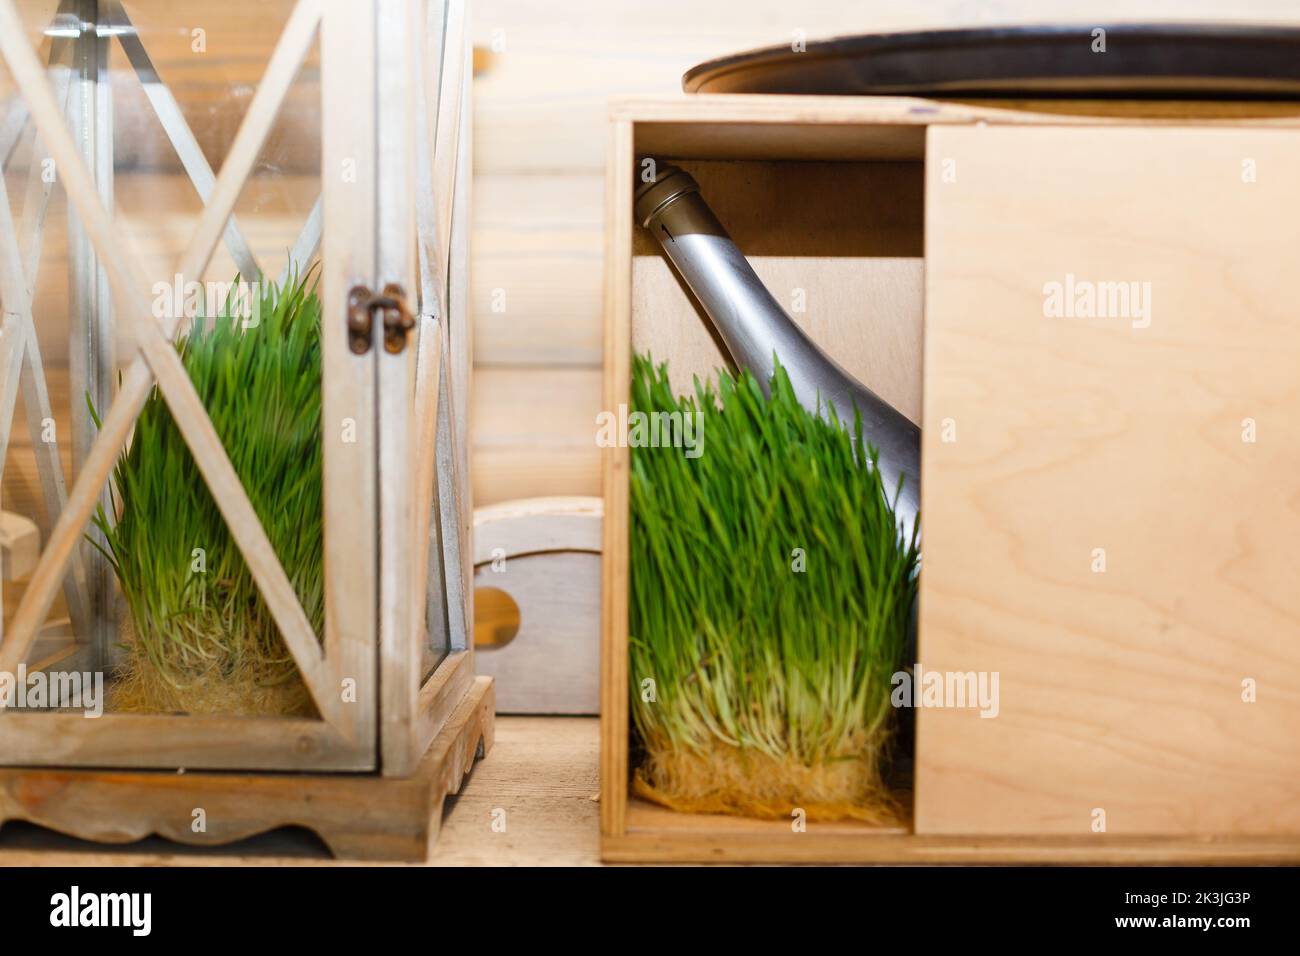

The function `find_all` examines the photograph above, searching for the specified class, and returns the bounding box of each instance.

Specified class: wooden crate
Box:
[601,94,1300,863]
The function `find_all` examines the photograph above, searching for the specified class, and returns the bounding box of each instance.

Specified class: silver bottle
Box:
[635,165,920,541]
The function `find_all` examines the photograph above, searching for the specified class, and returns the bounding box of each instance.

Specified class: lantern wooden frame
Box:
[0,0,486,795]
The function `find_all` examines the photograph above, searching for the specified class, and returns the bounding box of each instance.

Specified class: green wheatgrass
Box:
[628,353,919,820]
[90,271,323,716]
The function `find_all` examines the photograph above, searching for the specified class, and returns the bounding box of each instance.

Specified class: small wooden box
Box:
[601,94,1300,863]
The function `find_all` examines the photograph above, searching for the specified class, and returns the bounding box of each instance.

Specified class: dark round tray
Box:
[683,23,1300,98]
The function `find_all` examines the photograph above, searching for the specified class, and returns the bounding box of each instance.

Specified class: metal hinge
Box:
[347,283,416,355]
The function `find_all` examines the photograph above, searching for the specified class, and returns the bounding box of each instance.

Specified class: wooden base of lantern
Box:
[0,677,494,862]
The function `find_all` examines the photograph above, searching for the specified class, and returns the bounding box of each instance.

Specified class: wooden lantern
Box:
[0,0,489,859]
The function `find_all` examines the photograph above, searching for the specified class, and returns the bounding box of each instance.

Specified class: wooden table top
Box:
[0,716,603,867]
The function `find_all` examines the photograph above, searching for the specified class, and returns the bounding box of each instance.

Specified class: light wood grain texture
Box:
[175,0,322,289]
[0,714,594,866]
[619,93,1300,137]
[474,552,600,713]
[0,677,494,861]
[412,374,446,649]
[917,124,1300,837]
[415,0,475,651]
[472,495,602,560]
[399,312,445,769]
[477,90,1244,504]
[602,97,1300,862]
[0,710,373,771]
[467,1,1300,175]
[608,800,1300,864]
[635,256,923,421]
[463,0,1300,507]
[424,715,601,866]
[603,101,938,855]
[379,0,483,777]
[376,0,424,777]
[426,0,474,674]
[0,510,38,580]
[449,15,475,652]
[11,3,1299,508]
[106,0,262,280]
[472,496,601,714]
[412,0,453,695]
[410,651,476,774]
[0,128,91,635]
[414,0,475,695]
[471,173,603,367]
[7,714,1300,865]
[470,366,601,503]
[600,117,632,839]
[318,0,378,753]
[1,1,319,173]
[3,368,79,631]
[433,0,468,286]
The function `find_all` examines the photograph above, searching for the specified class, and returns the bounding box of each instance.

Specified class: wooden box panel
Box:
[917,125,1300,836]
[604,95,1300,862]
[605,106,933,860]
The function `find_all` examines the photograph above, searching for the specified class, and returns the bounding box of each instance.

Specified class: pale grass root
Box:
[109,611,314,717]
[634,739,903,824]
[110,650,313,717]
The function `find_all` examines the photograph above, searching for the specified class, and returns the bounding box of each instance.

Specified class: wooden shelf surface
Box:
[0,715,601,866]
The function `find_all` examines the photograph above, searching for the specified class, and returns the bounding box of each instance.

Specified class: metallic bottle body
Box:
[636,166,920,541]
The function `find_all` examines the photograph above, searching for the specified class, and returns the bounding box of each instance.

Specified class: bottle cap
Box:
[633,165,700,228]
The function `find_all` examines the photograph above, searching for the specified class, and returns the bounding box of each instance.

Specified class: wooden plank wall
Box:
[4,1,1299,513]
[464,0,1300,505]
